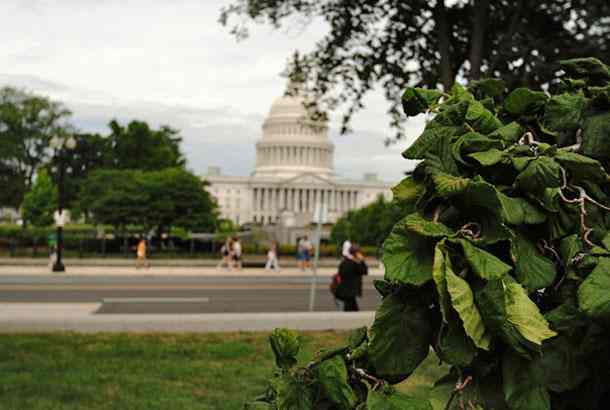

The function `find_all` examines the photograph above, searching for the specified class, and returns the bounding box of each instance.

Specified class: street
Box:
[0,273,381,313]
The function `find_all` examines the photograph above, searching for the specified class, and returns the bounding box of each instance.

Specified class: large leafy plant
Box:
[247,58,610,410]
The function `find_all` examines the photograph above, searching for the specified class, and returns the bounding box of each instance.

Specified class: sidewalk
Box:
[0,303,375,333]
[0,256,381,268]
[0,265,384,277]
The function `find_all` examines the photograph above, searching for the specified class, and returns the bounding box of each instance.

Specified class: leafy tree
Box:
[21,169,57,227]
[221,1,610,139]
[80,168,217,235]
[247,58,610,409]
[331,195,401,249]
[106,120,185,170]
[138,168,218,235]
[0,162,25,209]
[78,169,145,232]
[0,87,72,205]
[46,132,111,214]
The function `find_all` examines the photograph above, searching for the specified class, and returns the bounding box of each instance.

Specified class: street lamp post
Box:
[50,135,76,272]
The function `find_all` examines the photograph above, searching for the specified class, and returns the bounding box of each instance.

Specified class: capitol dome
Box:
[254,83,334,178]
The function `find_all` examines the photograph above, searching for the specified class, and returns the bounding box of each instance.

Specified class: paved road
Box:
[0,275,381,313]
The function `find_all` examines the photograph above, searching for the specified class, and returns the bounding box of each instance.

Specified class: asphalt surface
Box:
[0,275,381,313]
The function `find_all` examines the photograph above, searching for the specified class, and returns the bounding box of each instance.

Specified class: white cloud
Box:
[0,0,423,183]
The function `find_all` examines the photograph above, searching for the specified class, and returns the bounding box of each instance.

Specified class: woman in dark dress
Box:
[336,245,368,311]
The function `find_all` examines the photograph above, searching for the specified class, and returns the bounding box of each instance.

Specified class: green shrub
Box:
[247,58,610,409]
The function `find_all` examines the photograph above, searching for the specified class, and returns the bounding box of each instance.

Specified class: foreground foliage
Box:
[248,58,610,409]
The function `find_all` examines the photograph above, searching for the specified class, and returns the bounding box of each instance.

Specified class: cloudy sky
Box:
[1,0,424,183]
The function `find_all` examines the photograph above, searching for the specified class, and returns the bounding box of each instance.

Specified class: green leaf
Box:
[449,178,546,226]
[432,241,451,321]
[542,92,587,137]
[488,121,524,143]
[515,156,562,193]
[403,101,469,160]
[502,351,551,410]
[504,87,548,116]
[348,327,368,349]
[403,125,464,160]
[468,78,506,98]
[555,150,608,184]
[445,260,492,350]
[537,336,590,393]
[578,257,610,323]
[367,388,432,410]
[582,111,610,161]
[477,277,556,355]
[382,218,435,286]
[403,213,454,238]
[510,232,557,291]
[269,329,300,370]
[317,356,357,409]
[452,131,504,165]
[560,57,610,81]
[436,318,476,366]
[432,240,453,322]
[545,299,588,333]
[497,192,547,225]
[273,375,314,410]
[402,87,443,116]
[392,177,424,212]
[466,100,503,133]
[373,279,395,297]
[468,148,507,166]
[368,292,434,382]
[431,172,470,197]
[450,238,512,280]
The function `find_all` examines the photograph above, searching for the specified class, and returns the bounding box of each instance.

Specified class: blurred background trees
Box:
[0,87,218,233]
[221,0,610,140]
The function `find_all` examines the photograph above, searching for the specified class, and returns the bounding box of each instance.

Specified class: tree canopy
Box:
[331,195,401,249]
[0,87,71,206]
[21,169,57,227]
[106,120,185,170]
[221,0,610,140]
[79,168,217,234]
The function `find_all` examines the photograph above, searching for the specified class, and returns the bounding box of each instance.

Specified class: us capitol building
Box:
[203,81,392,244]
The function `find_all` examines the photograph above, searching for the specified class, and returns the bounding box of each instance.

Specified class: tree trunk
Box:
[469,0,490,80]
[435,0,453,91]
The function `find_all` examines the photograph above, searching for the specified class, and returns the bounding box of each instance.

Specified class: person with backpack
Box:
[332,245,368,311]
[217,237,233,271]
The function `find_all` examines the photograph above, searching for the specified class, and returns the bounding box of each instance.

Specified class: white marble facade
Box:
[203,82,392,237]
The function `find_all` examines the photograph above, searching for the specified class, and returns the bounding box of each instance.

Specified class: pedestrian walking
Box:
[232,236,242,270]
[217,237,233,270]
[136,238,149,269]
[265,240,281,272]
[334,245,368,311]
[297,235,313,271]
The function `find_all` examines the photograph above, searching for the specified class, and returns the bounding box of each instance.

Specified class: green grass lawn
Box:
[0,331,449,410]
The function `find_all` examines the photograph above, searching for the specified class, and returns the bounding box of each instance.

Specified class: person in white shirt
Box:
[297,235,313,271]
[342,239,353,260]
[232,237,242,270]
[265,240,281,272]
